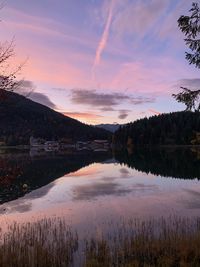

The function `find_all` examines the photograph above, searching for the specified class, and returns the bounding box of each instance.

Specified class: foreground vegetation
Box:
[1,216,200,266]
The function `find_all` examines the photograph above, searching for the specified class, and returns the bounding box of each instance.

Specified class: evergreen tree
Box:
[173,2,200,111]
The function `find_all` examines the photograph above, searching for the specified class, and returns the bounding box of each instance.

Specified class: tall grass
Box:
[0,217,200,266]
[0,218,78,267]
[85,217,200,266]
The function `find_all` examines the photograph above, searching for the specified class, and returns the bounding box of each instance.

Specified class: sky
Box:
[0,0,199,124]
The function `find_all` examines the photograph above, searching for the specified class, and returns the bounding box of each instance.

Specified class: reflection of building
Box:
[30,136,109,152]
[76,141,90,151]
[30,136,45,147]
[0,141,6,147]
[44,141,59,152]
[30,137,60,151]
[76,140,109,151]
[60,138,75,149]
[90,140,109,150]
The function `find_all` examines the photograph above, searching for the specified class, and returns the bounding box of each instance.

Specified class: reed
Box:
[0,218,78,267]
[84,217,200,267]
[0,216,200,266]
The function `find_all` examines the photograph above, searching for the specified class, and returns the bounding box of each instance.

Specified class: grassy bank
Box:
[0,217,200,266]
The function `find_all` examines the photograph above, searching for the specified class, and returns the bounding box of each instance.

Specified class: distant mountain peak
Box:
[96,123,125,133]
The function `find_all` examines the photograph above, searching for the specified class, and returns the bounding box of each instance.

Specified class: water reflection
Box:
[0,150,112,204]
[115,147,200,179]
[73,181,133,201]
[0,147,200,229]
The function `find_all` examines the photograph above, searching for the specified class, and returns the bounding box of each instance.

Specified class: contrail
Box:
[92,0,114,80]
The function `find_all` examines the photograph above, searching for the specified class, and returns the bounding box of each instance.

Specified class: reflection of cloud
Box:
[27,183,55,199]
[73,182,132,201]
[132,183,158,191]
[0,200,32,214]
[182,189,200,209]
[73,181,158,201]
[65,168,102,178]
[0,183,55,214]
[120,168,130,175]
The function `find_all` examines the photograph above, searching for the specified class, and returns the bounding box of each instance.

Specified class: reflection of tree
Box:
[190,147,200,160]
[0,151,112,204]
[0,158,23,186]
[115,148,200,180]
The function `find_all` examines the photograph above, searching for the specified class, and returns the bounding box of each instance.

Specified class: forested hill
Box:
[0,90,111,145]
[114,112,200,146]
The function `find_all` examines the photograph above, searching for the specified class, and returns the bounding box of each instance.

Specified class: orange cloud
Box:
[148,109,161,115]
[63,112,103,124]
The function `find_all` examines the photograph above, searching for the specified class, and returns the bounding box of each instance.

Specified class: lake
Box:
[0,147,200,232]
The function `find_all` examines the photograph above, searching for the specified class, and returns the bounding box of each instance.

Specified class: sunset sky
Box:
[1,0,199,124]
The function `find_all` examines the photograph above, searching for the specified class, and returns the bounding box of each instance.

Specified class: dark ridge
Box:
[0,90,111,145]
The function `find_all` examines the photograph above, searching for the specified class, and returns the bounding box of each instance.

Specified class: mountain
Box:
[96,124,123,133]
[0,90,111,146]
[114,111,200,146]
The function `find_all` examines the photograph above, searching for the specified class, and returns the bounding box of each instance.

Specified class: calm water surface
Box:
[0,147,200,232]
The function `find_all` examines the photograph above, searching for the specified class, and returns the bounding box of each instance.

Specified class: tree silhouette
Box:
[173,2,200,111]
[0,8,23,99]
[172,87,200,111]
[178,2,200,68]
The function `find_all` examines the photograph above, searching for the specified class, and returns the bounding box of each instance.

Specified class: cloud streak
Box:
[92,0,114,75]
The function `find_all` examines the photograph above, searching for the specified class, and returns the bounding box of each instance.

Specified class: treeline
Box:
[114,112,200,146]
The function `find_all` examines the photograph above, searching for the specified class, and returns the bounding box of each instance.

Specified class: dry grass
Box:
[0,217,200,266]
[0,218,78,267]
[84,217,200,267]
